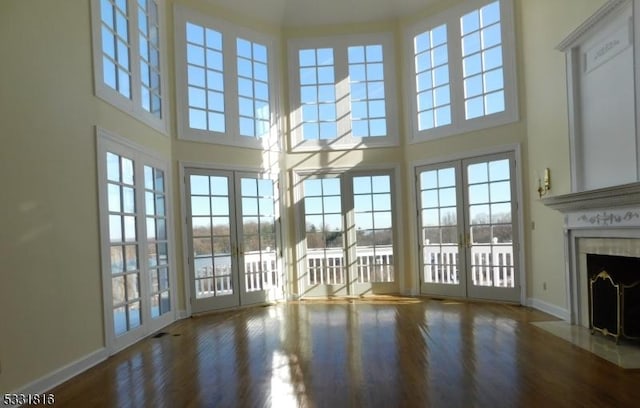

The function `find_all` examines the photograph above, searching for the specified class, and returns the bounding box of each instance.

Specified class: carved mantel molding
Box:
[542,182,640,213]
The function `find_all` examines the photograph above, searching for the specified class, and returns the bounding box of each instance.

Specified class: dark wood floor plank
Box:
[46,298,640,407]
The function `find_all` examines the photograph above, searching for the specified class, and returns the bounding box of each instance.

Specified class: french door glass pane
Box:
[144,165,171,318]
[240,178,278,292]
[108,152,141,336]
[303,178,345,285]
[466,159,514,288]
[419,167,460,285]
[191,175,233,298]
[353,175,394,283]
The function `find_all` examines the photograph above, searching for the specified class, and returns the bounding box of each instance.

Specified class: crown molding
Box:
[556,0,629,51]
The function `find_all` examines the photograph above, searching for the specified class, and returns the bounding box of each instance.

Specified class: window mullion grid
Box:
[333,44,350,142]
[137,0,162,117]
[109,176,131,332]
[448,20,467,128]
[128,0,144,114]
[145,166,169,317]
[103,0,132,98]
[133,160,148,329]
[113,156,142,334]
[225,34,240,139]
[310,50,322,140]
[101,1,119,89]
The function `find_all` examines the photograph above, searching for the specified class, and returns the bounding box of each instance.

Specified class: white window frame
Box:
[90,0,170,134]
[173,5,281,150]
[292,166,401,297]
[288,33,399,152]
[96,127,177,354]
[404,0,518,142]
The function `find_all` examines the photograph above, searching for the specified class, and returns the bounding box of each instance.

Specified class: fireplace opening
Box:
[587,254,640,342]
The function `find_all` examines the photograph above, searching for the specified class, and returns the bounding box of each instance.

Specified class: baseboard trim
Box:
[401,288,419,296]
[528,298,570,321]
[10,348,108,398]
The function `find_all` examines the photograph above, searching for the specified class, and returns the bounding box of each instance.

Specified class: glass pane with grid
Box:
[137,0,162,117]
[461,1,505,119]
[237,38,271,138]
[106,152,141,336]
[299,48,338,140]
[413,24,451,130]
[303,178,345,285]
[190,175,233,298]
[185,22,225,132]
[144,166,171,318]
[466,159,514,288]
[353,175,394,283]
[419,167,460,285]
[100,0,132,98]
[240,178,278,292]
[348,45,387,137]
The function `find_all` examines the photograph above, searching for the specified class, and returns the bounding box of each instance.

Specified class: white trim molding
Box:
[7,348,108,400]
[527,298,571,321]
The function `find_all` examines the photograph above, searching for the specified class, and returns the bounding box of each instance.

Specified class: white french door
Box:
[97,130,176,353]
[417,152,520,302]
[299,170,397,297]
[185,169,281,313]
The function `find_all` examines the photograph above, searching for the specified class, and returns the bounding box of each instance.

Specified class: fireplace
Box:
[541,183,640,330]
[587,253,640,341]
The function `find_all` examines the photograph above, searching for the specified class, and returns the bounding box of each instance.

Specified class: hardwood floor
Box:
[48,297,640,407]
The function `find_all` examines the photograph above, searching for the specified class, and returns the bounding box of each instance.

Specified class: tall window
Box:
[237,39,271,138]
[413,24,451,131]
[348,45,387,137]
[299,48,338,140]
[460,1,505,119]
[406,0,517,141]
[185,23,225,133]
[97,129,175,353]
[174,7,278,149]
[289,33,398,150]
[138,0,162,117]
[91,0,168,133]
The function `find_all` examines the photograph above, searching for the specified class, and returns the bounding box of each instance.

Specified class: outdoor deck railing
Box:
[194,243,513,298]
[423,244,514,287]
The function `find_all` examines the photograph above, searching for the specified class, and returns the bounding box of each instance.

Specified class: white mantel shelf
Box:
[541,182,640,213]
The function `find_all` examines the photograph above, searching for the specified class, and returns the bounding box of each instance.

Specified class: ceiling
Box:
[205,0,445,28]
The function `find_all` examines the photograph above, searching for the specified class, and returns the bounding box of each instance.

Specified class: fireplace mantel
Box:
[542,182,640,213]
[541,181,640,327]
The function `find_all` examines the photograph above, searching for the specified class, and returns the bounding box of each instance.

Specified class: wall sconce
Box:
[537,168,551,198]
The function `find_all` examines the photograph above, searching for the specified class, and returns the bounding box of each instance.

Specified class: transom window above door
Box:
[288,33,399,151]
[174,6,279,150]
[90,0,170,134]
[406,0,518,142]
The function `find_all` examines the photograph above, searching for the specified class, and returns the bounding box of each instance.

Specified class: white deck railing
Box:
[194,243,513,298]
[305,246,394,285]
[423,244,514,287]
[194,251,279,298]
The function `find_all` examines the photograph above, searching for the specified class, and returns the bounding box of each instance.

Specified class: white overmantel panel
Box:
[556,0,639,192]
